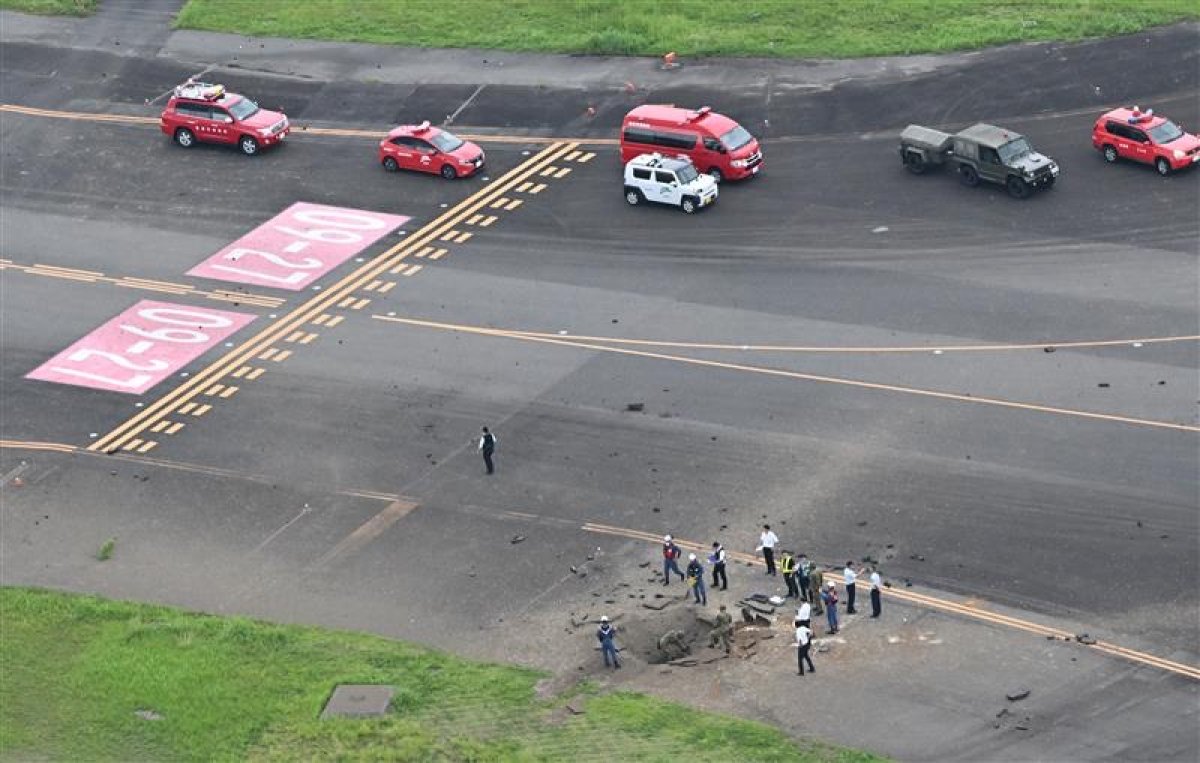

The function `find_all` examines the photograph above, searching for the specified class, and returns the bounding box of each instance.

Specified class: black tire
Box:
[904,151,926,175]
[383,156,399,172]
[1006,175,1031,199]
[239,136,259,156]
[624,187,642,206]
[1155,158,1171,176]
[708,167,724,183]
[174,128,195,148]
[681,196,698,214]
[1102,145,1118,163]
[440,163,457,179]
[959,164,979,187]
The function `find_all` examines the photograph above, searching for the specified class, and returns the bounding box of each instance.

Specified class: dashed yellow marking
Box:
[565,150,581,161]
[273,349,292,362]
[206,384,225,395]
[285,330,306,343]
[429,248,448,261]
[578,152,596,163]
[246,368,265,381]
[338,296,357,308]
[299,332,318,345]
[504,199,524,211]
[467,213,483,225]
[326,315,345,328]
[364,280,382,292]
[151,421,170,433]
[478,215,498,227]
[137,440,157,453]
[491,197,510,209]
[165,422,185,435]
[313,314,331,326]
[378,281,397,293]
[231,366,251,379]
[440,230,460,242]
[413,246,434,259]
[454,231,473,244]
[178,402,197,415]
[259,348,279,361]
[192,404,212,417]
[554,167,572,179]
[123,438,143,451]
[352,298,371,310]
[403,264,424,277]
[219,386,239,398]
[528,183,547,194]
[517,181,533,192]
[540,166,558,177]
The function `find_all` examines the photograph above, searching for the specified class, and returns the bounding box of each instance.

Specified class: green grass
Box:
[173,0,1199,58]
[0,587,878,761]
[0,0,95,15]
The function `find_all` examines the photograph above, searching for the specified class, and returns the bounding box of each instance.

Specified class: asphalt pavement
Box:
[1,10,1197,761]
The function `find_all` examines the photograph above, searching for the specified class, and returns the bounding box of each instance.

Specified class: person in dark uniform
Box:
[478,426,497,474]
[710,541,728,590]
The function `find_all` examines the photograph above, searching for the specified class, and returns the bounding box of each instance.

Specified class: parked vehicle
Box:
[899,123,1059,199]
[621,105,762,182]
[1092,106,1200,175]
[623,153,718,213]
[160,81,289,156]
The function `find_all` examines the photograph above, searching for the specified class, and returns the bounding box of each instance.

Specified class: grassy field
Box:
[172,0,1199,58]
[0,0,94,14]
[0,587,877,762]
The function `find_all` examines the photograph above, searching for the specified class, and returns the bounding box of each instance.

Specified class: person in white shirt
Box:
[709,541,728,590]
[757,524,779,576]
[478,426,497,474]
[843,561,858,614]
[796,600,811,626]
[869,567,883,618]
[794,622,815,675]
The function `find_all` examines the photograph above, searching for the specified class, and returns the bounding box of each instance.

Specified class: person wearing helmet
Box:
[685,552,707,606]
[661,535,685,586]
[597,615,620,669]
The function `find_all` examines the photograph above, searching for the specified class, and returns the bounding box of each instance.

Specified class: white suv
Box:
[624,153,719,213]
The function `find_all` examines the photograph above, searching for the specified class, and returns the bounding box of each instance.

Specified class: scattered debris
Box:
[511,535,526,544]
[134,709,163,721]
[1075,633,1097,645]
[1043,347,1055,353]
[565,702,585,715]
[1097,383,1109,388]
[767,595,785,606]
[638,561,650,568]
[643,600,671,611]
[1006,689,1031,702]
[626,403,645,412]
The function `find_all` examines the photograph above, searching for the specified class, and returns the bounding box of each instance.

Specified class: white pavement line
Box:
[445,84,485,125]
[253,503,314,553]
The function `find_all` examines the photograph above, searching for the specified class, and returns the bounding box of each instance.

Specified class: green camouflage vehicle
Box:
[899,123,1060,199]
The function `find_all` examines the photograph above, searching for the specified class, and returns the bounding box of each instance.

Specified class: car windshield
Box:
[429,130,464,153]
[720,125,753,151]
[228,98,260,121]
[676,164,699,184]
[1148,120,1184,144]
[998,137,1033,163]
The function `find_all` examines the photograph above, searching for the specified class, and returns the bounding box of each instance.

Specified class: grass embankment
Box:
[0,587,877,761]
[0,0,93,14]
[173,0,1198,58]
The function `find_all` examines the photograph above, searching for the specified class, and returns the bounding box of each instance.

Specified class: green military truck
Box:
[899,123,1060,199]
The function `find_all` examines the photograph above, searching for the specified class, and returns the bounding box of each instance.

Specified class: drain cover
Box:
[320,685,394,719]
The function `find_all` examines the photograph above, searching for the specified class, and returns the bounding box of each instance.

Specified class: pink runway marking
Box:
[27,300,255,394]
[187,202,409,290]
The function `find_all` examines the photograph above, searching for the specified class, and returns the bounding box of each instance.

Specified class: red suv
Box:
[1092,106,1200,175]
[378,122,485,179]
[160,81,289,156]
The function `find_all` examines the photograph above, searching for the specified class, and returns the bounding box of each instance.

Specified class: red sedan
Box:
[378,122,485,179]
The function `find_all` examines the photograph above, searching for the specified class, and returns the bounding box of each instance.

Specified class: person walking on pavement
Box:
[794,620,816,676]
[809,567,825,615]
[709,605,734,654]
[821,581,839,634]
[843,561,858,614]
[661,535,685,586]
[710,541,728,590]
[478,427,497,474]
[780,550,799,598]
[796,553,811,603]
[869,566,883,618]
[757,524,779,576]
[597,616,620,669]
[686,553,707,605]
[796,599,812,628]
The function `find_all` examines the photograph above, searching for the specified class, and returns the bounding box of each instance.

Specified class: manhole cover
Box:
[320,684,394,719]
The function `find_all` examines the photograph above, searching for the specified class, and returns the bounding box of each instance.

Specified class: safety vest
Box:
[781,556,796,575]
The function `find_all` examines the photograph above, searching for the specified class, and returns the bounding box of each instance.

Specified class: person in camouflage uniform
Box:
[708,605,734,654]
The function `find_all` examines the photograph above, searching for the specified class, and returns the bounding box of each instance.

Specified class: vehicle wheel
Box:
[440,164,457,180]
[708,167,723,183]
[1155,158,1171,176]
[1102,145,1118,163]
[383,156,399,172]
[174,128,195,148]
[681,197,698,214]
[1006,176,1031,199]
[239,136,259,156]
[904,151,926,175]
[624,187,642,206]
[959,164,979,187]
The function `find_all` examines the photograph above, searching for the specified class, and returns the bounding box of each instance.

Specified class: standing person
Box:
[478,427,497,474]
[709,541,728,591]
[757,524,779,576]
[795,620,815,676]
[843,561,858,614]
[686,553,707,606]
[708,605,734,654]
[796,599,811,628]
[821,581,839,634]
[780,550,799,598]
[661,535,685,586]
[809,567,825,616]
[796,554,811,603]
[869,566,883,618]
[597,616,620,669]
